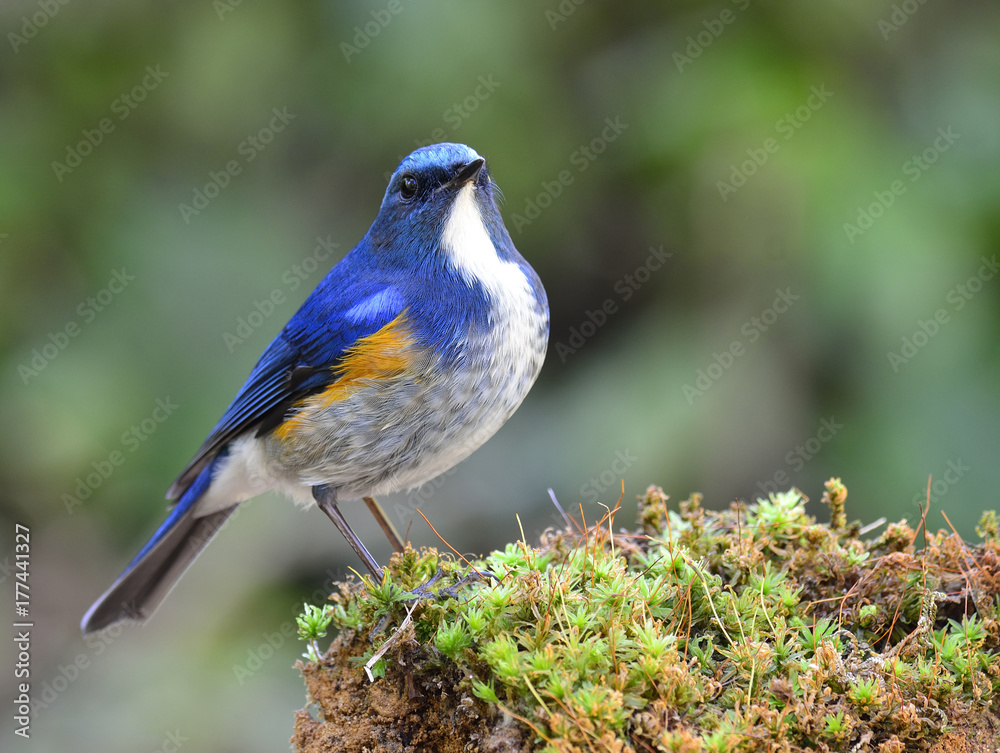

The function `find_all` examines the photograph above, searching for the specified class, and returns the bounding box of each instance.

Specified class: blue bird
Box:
[82,143,549,635]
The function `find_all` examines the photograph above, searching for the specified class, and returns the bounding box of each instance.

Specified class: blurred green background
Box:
[2,1,999,751]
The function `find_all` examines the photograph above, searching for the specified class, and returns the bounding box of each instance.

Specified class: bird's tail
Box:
[81,459,236,635]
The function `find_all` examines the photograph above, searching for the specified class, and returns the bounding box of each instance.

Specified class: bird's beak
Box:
[442,158,485,190]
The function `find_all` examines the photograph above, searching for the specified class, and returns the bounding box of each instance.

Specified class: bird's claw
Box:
[403,567,498,601]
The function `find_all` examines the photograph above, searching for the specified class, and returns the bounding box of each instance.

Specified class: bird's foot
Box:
[405,567,498,601]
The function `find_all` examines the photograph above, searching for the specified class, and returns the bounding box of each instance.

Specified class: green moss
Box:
[297,480,1000,751]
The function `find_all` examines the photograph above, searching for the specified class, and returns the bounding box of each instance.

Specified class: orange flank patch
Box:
[275,313,415,440]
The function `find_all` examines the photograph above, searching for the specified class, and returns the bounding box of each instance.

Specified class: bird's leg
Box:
[313,485,383,580]
[314,487,487,603]
[363,496,405,553]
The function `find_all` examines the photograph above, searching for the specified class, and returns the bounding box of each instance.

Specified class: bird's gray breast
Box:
[261,290,546,498]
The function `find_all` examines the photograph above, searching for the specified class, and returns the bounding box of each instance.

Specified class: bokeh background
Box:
[2,2,999,751]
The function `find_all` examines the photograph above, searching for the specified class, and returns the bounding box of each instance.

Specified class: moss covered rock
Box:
[293,481,1000,752]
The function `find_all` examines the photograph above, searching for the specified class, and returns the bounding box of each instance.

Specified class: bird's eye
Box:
[399,174,418,200]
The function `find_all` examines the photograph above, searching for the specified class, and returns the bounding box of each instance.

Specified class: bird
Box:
[81,143,549,635]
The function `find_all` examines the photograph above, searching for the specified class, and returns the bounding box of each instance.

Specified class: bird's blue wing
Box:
[167,256,406,500]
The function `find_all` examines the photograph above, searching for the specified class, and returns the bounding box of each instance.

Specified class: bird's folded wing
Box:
[166,275,406,500]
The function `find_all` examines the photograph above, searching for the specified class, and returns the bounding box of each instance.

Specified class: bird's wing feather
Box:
[167,260,406,499]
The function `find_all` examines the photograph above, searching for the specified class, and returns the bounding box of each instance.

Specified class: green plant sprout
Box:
[295,603,334,662]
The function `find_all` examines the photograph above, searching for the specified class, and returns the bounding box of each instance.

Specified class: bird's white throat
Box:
[440,178,547,384]
[442,183,524,300]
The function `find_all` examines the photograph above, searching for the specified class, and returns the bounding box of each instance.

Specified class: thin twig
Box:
[364,601,416,682]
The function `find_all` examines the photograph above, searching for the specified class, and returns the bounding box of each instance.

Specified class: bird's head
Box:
[367,143,516,269]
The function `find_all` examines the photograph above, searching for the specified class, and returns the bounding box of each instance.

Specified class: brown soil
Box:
[292,624,532,753]
[931,706,1000,753]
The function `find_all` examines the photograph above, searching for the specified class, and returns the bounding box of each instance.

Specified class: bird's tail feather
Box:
[81,462,236,635]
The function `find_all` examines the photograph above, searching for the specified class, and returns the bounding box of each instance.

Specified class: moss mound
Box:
[292,481,1000,752]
